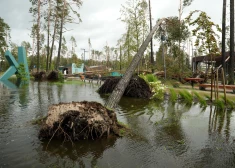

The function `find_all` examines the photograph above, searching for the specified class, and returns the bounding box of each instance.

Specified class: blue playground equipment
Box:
[0,47,29,81]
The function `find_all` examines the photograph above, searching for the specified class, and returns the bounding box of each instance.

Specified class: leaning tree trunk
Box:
[105,19,164,109]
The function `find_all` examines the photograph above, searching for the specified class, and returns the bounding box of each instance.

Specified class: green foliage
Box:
[226,99,235,109]
[119,0,149,67]
[0,17,10,56]
[140,74,166,100]
[214,99,225,110]
[204,94,211,101]
[221,96,235,109]
[178,90,193,104]
[186,11,221,55]
[169,89,178,103]
[58,71,64,83]
[156,17,190,44]
[183,0,194,7]
[139,74,157,82]
[16,64,28,81]
[193,91,207,107]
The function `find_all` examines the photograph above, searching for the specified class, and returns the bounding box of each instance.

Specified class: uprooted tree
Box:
[105,19,164,109]
[39,101,123,141]
[38,19,164,142]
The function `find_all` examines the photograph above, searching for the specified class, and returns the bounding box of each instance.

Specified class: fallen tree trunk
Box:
[105,19,165,109]
[39,101,122,141]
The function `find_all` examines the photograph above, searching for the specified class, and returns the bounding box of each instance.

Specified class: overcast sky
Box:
[0,0,223,59]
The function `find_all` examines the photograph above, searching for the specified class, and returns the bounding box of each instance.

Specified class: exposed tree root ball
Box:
[98,76,152,99]
[47,71,60,81]
[32,71,47,81]
[39,101,122,141]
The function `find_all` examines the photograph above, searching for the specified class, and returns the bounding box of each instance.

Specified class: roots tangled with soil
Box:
[98,76,152,99]
[31,70,61,81]
[47,71,60,81]
[39,101,122,142]
[32,71,47,81]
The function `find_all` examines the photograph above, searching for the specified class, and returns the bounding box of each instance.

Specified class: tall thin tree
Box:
[222,0,226,77]
[148,0,154,73]
[229,0,234,85]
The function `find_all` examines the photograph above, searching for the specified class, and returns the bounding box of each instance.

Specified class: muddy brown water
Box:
[0,81,235,168]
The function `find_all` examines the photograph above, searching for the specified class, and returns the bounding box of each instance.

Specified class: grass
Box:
[214,99,225,110]
[178,90,193,105]
[193,91,207,107]
[50,80,84,85]
[117,121,130,137]
[169,88,178,103]
[164,79,235,109]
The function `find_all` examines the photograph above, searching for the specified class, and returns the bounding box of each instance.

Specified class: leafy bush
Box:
[139,74,166,100]
[58,71,64,83]
[16,63,28,81]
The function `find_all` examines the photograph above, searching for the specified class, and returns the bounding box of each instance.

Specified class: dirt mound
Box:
[39,101,122,141]
[32,71,47,81]
[47,71,60,81]
[98,76,152,99]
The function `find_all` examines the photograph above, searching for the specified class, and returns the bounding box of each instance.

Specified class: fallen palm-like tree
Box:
[39,101,123,142]
[98,76,152,99]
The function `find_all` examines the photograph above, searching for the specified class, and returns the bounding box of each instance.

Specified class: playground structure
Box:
[0,47,29,81]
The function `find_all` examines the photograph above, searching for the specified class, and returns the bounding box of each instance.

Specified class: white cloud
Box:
[0,0,223,59]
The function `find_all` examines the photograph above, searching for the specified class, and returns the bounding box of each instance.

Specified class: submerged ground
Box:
[0,81,235,168]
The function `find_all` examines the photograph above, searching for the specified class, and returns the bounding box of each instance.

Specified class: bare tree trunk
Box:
[37,0,41,72]
[56,18,63,70]
[49,16,58,70]
[55,0,66,70]
[105,19,164,109]
[46,0,51,72]
[222,0,226,73]
[148,0,154,73]
[229,0,234,85]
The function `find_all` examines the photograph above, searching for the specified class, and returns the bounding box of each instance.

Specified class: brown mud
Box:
[98,76,152,99]
[39,101,124,141]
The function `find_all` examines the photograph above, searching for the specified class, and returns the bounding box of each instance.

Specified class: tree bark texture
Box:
[229,0,234,85]
[37,0,41,72]
[222,0,226,73]
[148,0,154,73]
[105,19,164,109]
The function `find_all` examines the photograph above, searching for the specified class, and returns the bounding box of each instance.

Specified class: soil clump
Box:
[39,101,123,141]
[98,76,152,99]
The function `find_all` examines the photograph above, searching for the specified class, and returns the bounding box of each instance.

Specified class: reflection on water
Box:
[0,81,235,168]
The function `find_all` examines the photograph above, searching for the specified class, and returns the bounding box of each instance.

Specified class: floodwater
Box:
[0,81,235,168]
